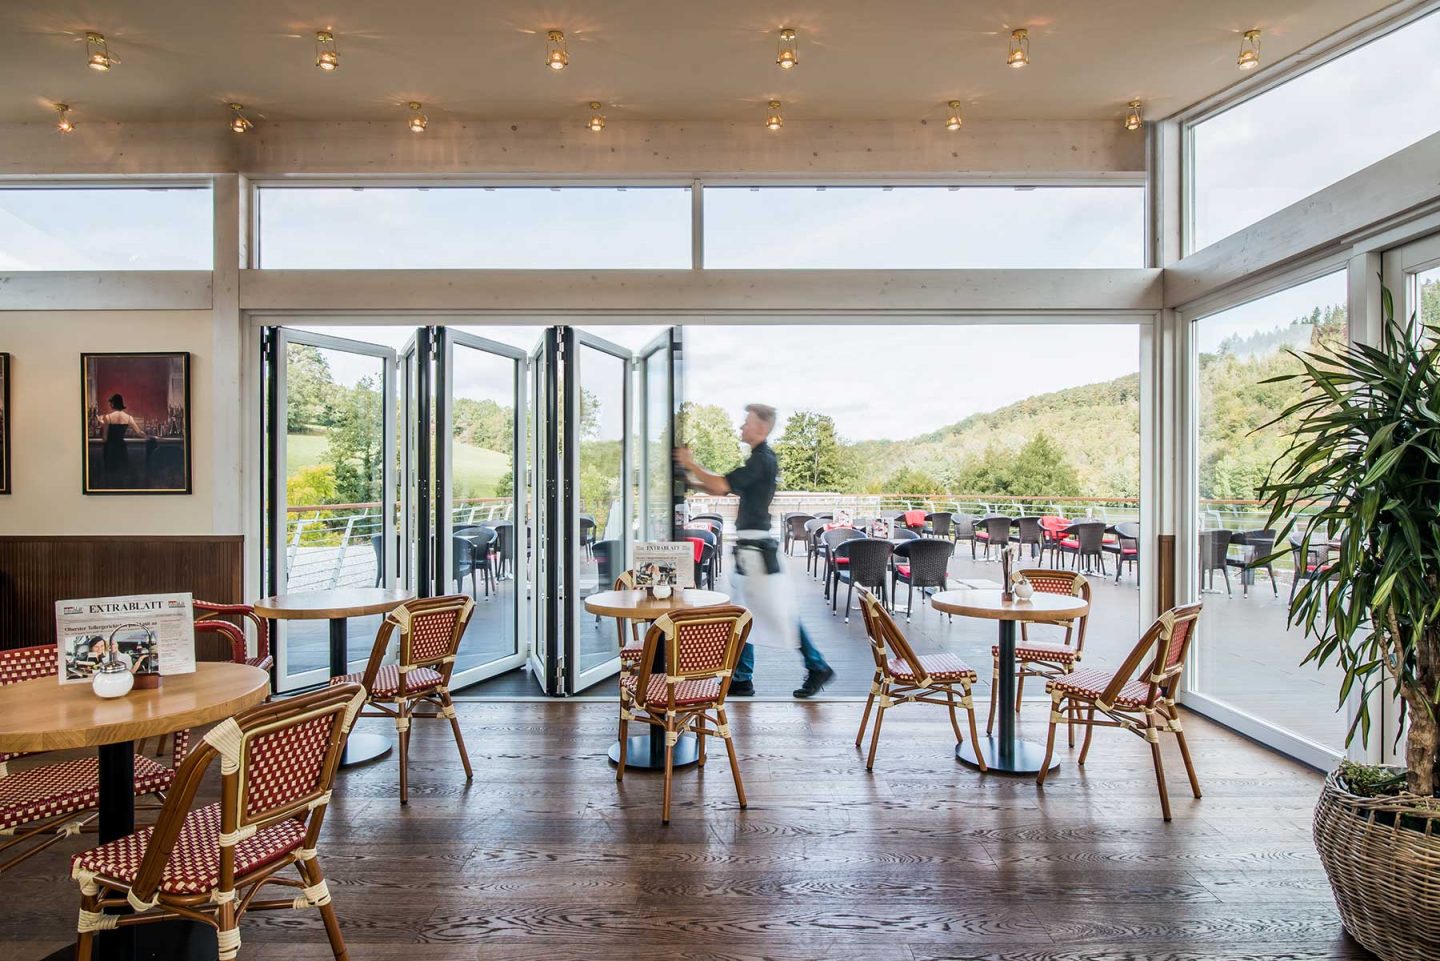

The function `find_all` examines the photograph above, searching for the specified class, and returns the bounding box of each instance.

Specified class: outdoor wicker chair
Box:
[891,538,953,622]
[1011,516,1045,558]
[1038,515,1070,565]
[952,514,977,555]
[804,518,828,576]
[855,590,986,772]
[690,513,726,572]
[1103,522,1141,584]
[974,516,1013,561]
[1036,603,1204,821]
[617,606,753,823]
[987,569,1091,738]
[70,683,365,961]
[331,595,476,804]
[820,526,866,600]
[1057,520,1107,574]
[1228,529,1279,597]
[579,516,597,558]
[785,513,816,556]
[1199,528,1236,595]
[924,512,953,540]
[680,527,718,589]
[1288,532,1332,604]
[832,537,893,622]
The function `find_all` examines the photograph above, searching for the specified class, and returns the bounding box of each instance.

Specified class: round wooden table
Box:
[253,587,413,765]
[583,588,730,771]
[0,662,270,961]
[930,589,1090,774]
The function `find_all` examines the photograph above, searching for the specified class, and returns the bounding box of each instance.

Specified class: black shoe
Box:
[728,680,755,697]
[792,667,835,699]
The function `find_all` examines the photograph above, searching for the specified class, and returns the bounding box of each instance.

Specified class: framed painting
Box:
[81,352,191,495]
[0,353,9,495]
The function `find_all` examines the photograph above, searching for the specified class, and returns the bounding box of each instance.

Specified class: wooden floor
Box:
[0,701,1373,961]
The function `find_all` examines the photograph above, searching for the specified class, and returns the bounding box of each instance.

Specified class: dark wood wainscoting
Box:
[0,535,244,649]
[1157,532,1176,617]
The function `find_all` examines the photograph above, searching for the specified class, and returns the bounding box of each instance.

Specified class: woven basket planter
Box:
[1313,770,1440,961]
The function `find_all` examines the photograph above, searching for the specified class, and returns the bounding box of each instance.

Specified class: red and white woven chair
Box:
[332,595,476,804]
[617,605,752,824]
[612,571,644,680]
[70,683,365,961]
[0,644,189,874]
[1036,602,1204,820]
[987,569,1091,739]
[194,601,274,673]
[855,590,987,772]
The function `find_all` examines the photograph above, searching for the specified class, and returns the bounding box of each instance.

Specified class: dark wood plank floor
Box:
[0,702,1373,961]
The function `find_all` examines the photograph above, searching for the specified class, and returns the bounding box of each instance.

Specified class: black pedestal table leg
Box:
[97,741,136,961]
[606,611,698,770]
[331,615,392,767]
[956,615,1059,774]
[996,619,1017,769]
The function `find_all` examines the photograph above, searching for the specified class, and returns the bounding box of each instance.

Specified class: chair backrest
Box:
[681,527,717,547]
[690,513,725,529]
[1039,515,1069,536]
[902,509,927,529]
[593,539,621,587]
[953,514,976,537]
[892,528,920,542]
[1113,521,1141,543]
[579,516,597,535]
[124,683,365,909]
[823,527,865,551]
[452,535,476,574]
[803,517,826,535]
[1203,529,1235,566]
[857,589,894,674]
[0,643,57,687]
[925,512,953,536]
[1014,516,1044,543]
[982,516,1013,541]
[857,590,934,685]
[633,606,752,709]
[787,514,816,540]
[613,570,636,589]
[1102,603,1203,707]
[1067,520,1106,551]
[361,595,475,695]
[195,601,272,669]
[813,512,834,521]
[842,538,894,586]
[1019,569,1091,652]
[902,538,952,587]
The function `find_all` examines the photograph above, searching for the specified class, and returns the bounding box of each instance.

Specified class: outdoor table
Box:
[0,662,270,961]
[929,589,1090,774]
[584,588,729,771]
[253,586,412,765]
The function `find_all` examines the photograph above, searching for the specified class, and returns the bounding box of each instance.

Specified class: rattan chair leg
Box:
[1067,701,1077,748]
[75,885,99,961]
[397,703,412,806]
[1036,691,1062,786]
[1148,720,1173,821]
[856,684,877,747]
[865,700,887,771]
[986,654,1000,736]
[662,719,676,825]
[697,727,707,768]
[1175,728,1202,799]
[719,709,746,808]
[301,855,350,961]
[1014,671,1026,716]
[964,692,988,772]
[945,690,965,743]
[440,690,474,782]
[1078,706,1097,765]
[844,581,855,624]
[217,899,240,961]
[616,710,629,782]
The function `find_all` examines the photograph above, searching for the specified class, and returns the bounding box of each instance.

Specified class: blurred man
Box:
[675,403,835,698]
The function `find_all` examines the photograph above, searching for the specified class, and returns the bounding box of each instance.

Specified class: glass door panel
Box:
[529,329,559,693]
[639,328,684,542]
[438,329,529,688]
[268,328,396,692]
[567,330,633,693]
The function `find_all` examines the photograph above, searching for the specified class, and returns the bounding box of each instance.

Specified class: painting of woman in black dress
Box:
[81,352,191,494]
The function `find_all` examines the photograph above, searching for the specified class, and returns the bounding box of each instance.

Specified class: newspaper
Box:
[633,542,697,589]
[55,593,197,684]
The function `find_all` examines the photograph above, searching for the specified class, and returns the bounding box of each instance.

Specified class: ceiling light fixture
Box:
[1124,100,1143,131]
[765,100,783,131]
[1007,28,1030,68]
[85,32,114,71]
[55,103,75,133]
[586,101,606,132]
[545,30,569,70]
[776,27,798,69]
[228,103,253,133]
[945,100,964,131]
[407,101,427,132]
[315,30,339,71]
[1237,29,1261,70]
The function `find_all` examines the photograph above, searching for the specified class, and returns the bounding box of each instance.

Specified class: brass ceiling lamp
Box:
[228,103,253,133]
[85,32,115,71]
[1007,28,1030,68]
[545,30,569,70]
[586,102,606,132]
[945,101,964,131]
[407,102,428,132]
[776,27,798,69]
[1124,99,1143,131]
[315,30,339,71]
[55,103,75,133]
[1237,29,1262,70]
[765,100,783,131]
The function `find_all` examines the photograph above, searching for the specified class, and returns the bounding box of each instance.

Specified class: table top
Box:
[0,662,271,753]
[583,589,730,619]
[253,587,414,620]
[929,589,1089,622]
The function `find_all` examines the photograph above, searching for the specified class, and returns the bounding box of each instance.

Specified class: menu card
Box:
[55,593,197,684]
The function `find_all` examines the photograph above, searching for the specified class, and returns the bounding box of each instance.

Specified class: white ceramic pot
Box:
[1014,577,1035,600]
[92,663,134,699]
[653,584,673,600]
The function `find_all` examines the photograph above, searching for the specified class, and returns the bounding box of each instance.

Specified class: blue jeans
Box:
[733,622,830,682]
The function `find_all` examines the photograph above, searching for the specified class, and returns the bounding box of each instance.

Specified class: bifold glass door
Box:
[264,328,397,692]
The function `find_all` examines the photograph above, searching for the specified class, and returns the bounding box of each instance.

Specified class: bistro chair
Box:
[1038,516,1070,565]
[69,683,365,961]
[467,526,500,599]
[855,590,986,772]
[493,521,516,580]
[820,527,866,600]
[579,516,597,558]
[974,516,1013,561]
[1229,529,1279,597]
[891,538,953,622]
[1199,529,1236,595]
[923,512,953,540]
[987,570,1091,738]
[194,601,274,673]
[1011,516,1045,559]
[785,513,816,556]
[1057,521,1107,574]
[803,518,828,576]
[331,595,476,804]
[1288,532,1333,604]
[1103,522,1141,584]
[680,526,718,589]
[612,571,645,681]
[832,538,893,623]
[1036,603,1204,821]
[0,645,191,874]
[452,534,480,598]
[900,509,928,533]
[952,514,977,555]
[690,513,726,573]
[616,606,753,824]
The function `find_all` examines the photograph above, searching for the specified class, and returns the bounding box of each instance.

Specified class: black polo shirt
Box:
[724,441,779,533]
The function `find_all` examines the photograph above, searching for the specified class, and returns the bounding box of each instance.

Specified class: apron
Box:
[730,530,801,651]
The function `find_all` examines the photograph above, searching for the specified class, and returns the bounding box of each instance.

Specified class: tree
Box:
[285,344,336,432]
[880,466,942,494]
[1007,433,1081,496]
[679,402,742,476]
[325,377,384,504]
[774,411,854,491]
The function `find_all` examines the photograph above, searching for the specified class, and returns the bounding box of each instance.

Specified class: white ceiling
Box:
[0,1,1400,125]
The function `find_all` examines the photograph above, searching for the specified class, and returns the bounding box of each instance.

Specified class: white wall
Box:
[0,310,239,536]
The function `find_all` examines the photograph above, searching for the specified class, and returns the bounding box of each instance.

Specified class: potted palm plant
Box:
[1260,288,1440,961]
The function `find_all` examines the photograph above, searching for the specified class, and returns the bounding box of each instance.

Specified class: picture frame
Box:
[80,352,192,495]
[0,353,9,495]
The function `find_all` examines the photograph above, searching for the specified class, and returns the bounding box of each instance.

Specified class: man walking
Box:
[676,403,835,698]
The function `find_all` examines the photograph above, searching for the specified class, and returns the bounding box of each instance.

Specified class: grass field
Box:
[287,431,510,498]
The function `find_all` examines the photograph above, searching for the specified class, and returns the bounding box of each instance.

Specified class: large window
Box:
[0,185,212,270]
[255,186,692,268]
[1190,270,1350,756]
[703,186,1145,268]
[1190,11,1440,251]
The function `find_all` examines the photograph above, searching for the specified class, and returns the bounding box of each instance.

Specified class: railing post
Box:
[329,513,359,588]
[288,517,308,572]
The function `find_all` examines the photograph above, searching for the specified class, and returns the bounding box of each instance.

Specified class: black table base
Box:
[329,616,392,768]
[966,618,1060,775]
[608,732,699,770]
